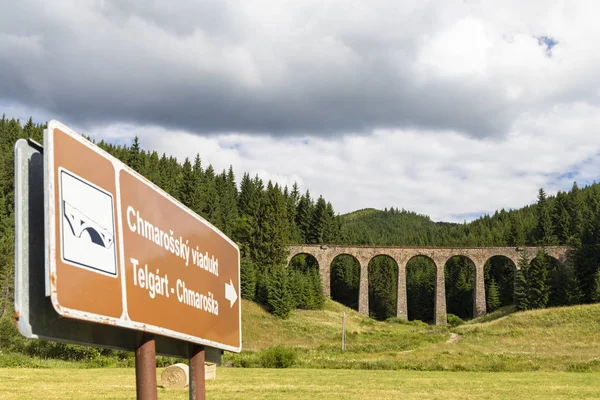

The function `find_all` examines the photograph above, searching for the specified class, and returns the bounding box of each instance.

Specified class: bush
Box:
[259,345,297,368]
[446,313,465,327]
[0,314,27,353]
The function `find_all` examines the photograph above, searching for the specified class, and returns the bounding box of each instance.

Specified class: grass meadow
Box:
[226,300,600,372]
[2,300,600,398]
[1,368,600,399]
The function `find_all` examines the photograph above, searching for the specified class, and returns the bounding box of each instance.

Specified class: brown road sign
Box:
[45,121,241,352]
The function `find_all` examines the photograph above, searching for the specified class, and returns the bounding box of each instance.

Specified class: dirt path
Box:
[445,333,462,344]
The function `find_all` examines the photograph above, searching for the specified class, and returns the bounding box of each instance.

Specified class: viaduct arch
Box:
[287,245,571,325]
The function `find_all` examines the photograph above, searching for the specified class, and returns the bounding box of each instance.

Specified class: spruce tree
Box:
[527,249,550,309]
[591,269,600,303]
[201,165,222,228]
[216,167,239,237]
[552,191,571,245]
[179,158,194,209]
[323,202,340,243]
[147,151,161,185]
[284,184,301,243]
[267,264,293,319]
[127,136,144,173]
[191,154,205,215]
[254,181,288,267]
[575,211,600,302]
[310,268,325,309]
[240,257,257,301]
[515,252,530,311]
[486,277,501,312]
[330,256,360,311]
[308,195,328,244]
[535,188,557,245]
[564,265,583,305]
[567,182,584,246]
[295,191,313,242]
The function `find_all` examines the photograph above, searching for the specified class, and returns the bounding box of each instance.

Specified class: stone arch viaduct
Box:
[287,245,572,325]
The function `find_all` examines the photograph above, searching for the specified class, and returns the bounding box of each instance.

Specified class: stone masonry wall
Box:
[287,245,572,324]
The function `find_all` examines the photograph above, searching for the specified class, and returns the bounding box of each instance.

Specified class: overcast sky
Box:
[2,0,599,221]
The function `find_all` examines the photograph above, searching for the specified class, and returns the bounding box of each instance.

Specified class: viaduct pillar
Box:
[396,257,408,320]
[473,259,487,318]
[433,258,447,325]
[358,257,369,316]
[316,254,332,298]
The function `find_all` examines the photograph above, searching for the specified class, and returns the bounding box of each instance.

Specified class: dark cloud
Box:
[0,1,518,137]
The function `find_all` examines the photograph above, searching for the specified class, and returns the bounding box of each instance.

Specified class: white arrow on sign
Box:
[225,279,238,308]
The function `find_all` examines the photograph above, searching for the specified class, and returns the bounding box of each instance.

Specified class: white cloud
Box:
[83,102,600,222]
[2,0,600,222]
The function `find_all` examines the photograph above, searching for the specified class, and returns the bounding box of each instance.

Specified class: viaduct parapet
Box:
[286,245,572,325]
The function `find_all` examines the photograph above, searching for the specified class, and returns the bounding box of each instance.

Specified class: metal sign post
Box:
[189,344,206,400]
[15,120,243,398]
[135,334,158,400]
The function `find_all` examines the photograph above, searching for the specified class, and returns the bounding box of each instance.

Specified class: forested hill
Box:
[339,208,446,245]
[339,181,600,248]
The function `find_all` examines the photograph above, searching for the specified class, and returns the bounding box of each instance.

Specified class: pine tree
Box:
[216,167,239,237]
[201,165,222,227]
[310,268,325,309]
[127,136,144,173]
[567,182,584,246]
[515,252,530,311]
[552,191,571,245]
[238,175,264,264]
[527,249,550,309]
[240,257,256,301]
[191,154,205,215]
[179,158,194,209]
[535,188,557,245]
[323,202,340,243]
[591,269,600,303]
[486,277,501,312]
[368,256,398,320]
[238,173,257,216]
[23,117,36,138]
[295,190,313,243]
[147,151,161,185]
[308,195,328,244]
[331,256,360,311]
[284,184,301,243]
[267,264,293,319]
[564,265,583,306]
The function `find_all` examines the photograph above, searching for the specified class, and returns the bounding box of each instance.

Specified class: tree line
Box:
[330,184,600,321]
[0,117,338,319]
[1,116,600,322]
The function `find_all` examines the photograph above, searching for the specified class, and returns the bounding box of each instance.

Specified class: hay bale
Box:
[205,362,216,380]
[161,363,189,389]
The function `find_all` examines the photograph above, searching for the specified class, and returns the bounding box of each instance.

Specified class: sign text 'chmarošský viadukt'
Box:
[45,120,241,352]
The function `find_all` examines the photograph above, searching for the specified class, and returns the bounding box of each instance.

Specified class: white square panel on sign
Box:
[59,168,117,276]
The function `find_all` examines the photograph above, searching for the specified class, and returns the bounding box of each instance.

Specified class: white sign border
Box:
[45,120,242,353]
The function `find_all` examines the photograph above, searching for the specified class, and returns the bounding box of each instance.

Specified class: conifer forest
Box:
[1,117,600,323]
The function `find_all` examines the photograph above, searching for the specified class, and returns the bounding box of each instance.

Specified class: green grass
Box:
[226,299,600,372]
[1,368,600,399]
[3,299,600,373]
